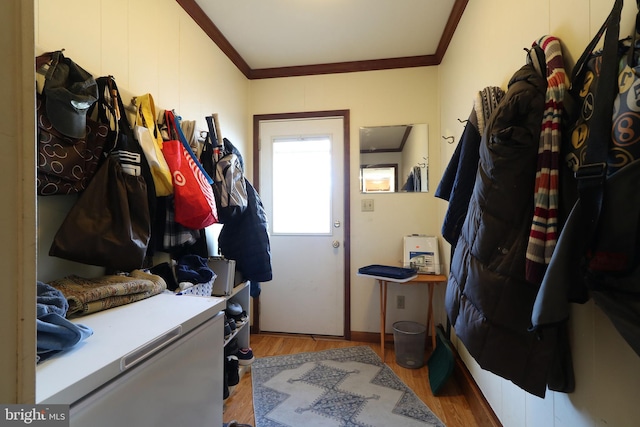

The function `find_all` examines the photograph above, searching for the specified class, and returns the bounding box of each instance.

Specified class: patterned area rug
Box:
[251,346,445,427]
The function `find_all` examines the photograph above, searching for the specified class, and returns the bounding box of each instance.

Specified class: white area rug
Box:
[251,346,445,427]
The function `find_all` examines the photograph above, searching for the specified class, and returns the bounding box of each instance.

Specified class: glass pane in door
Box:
[272,137,331,234]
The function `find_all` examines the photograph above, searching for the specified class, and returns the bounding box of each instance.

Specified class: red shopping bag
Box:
[162,111,218,229]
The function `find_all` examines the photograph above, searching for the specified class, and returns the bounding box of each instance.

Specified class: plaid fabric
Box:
[525,36,568,285]
[49,270,166,316]
[163,195,200,250]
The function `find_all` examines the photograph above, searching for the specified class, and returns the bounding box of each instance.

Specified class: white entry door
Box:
[258,116,346,336]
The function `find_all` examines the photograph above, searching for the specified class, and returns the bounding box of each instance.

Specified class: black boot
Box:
[226,355,240,388]
[223,366,229,401]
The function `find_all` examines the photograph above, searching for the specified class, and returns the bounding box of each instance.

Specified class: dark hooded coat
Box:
[446,56,573,398]
[218,178,272,283]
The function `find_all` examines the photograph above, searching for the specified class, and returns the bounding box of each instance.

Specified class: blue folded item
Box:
[358,264,417,279]
[37,281,68,318]
[176,254,214,284]
[37,313,93,361]
[37,281,93,362]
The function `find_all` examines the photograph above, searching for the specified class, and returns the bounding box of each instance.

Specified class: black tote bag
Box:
[533,0,640,357]
[49,76,153,272]
[49,154,151,272]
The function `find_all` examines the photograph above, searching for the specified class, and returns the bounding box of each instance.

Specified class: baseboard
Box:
[350,330,501,427]
[350,331,431,348]
[452,352,502,427]
[350,330,392,344]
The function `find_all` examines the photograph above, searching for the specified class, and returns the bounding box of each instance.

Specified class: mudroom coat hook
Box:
[442,135,455,144]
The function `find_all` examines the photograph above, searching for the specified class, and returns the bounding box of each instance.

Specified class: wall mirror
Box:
[359,124,428,193]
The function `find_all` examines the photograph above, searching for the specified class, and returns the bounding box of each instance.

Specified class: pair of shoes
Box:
[224,322,231,339]
[226,355,240,387]
[234,311,248,326]
[223,421,253,427]
[225,337,239,357]
[224,355,239,400]
[224,316,237,340]
[237,348,255,366]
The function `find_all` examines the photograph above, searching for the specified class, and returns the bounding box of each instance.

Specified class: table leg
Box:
[427,282,436,349]
[379,280,387,362]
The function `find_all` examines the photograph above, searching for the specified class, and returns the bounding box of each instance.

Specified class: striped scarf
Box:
[525,35,568,285]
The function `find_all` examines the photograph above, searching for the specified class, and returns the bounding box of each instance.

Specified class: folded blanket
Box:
[48,270,167,316]
[37,280,68,318]
[37,313,94,362]
[37,281,93,362]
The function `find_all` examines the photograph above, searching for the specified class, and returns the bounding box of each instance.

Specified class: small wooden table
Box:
[359,272,448,362]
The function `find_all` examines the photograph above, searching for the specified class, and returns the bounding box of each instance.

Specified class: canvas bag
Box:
[162,110,218,230]
[49,76,154,271]
[35,52,109,195]
[49,154,151,272]
[563,0,640,179]
[91,76,158,233]
[214,139,248,223]
[205,115,247,224]
[36,94,109,195]
[533,0,640,357]
[134,93,173,196]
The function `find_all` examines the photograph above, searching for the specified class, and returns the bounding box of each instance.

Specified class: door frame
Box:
[252,110,351,340]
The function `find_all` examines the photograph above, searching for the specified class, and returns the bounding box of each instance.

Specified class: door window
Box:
[272,136,332,235]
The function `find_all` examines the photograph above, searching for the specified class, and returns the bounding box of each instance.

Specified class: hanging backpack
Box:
[205,116,248,224]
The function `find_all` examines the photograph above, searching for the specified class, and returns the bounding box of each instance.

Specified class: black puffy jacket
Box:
[218,179,272,283]
[446,59,572,398]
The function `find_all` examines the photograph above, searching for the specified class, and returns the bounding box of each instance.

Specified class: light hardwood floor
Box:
[223,333,482,427]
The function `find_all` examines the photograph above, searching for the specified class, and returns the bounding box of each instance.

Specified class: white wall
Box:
[34,0,250,282]
[249,68,446,336]
[439,1,640,426]
[24,1,640,425]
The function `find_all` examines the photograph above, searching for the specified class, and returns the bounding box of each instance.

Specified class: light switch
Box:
[361,199,374,212]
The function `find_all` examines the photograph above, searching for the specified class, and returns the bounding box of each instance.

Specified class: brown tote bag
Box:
[49,154,151,272]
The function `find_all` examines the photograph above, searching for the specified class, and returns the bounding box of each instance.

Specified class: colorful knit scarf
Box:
[525,35,568,285]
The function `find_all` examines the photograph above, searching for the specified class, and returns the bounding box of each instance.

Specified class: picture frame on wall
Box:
[360,165,397,193]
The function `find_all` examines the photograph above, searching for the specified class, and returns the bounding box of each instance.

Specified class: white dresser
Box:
[36,292,226,427]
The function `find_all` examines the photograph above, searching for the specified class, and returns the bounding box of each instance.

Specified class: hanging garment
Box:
[401,169,417,192]
[525,36,568,285]
[435,86,504,246]
[218,179,272,283]
[443,41,573,398]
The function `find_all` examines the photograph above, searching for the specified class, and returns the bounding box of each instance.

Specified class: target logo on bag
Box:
[172,170,186,186]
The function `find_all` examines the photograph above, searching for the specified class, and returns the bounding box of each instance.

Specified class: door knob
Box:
[332,240,340,248]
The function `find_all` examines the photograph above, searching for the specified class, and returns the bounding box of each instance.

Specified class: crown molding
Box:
[176,0,468,80]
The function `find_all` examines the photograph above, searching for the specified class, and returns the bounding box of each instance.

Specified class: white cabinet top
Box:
[36,292,226,404]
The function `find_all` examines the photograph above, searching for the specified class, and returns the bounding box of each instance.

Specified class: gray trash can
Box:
[393,321,427,368]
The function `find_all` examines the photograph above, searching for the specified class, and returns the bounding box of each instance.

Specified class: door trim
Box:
[253,110,351,340]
